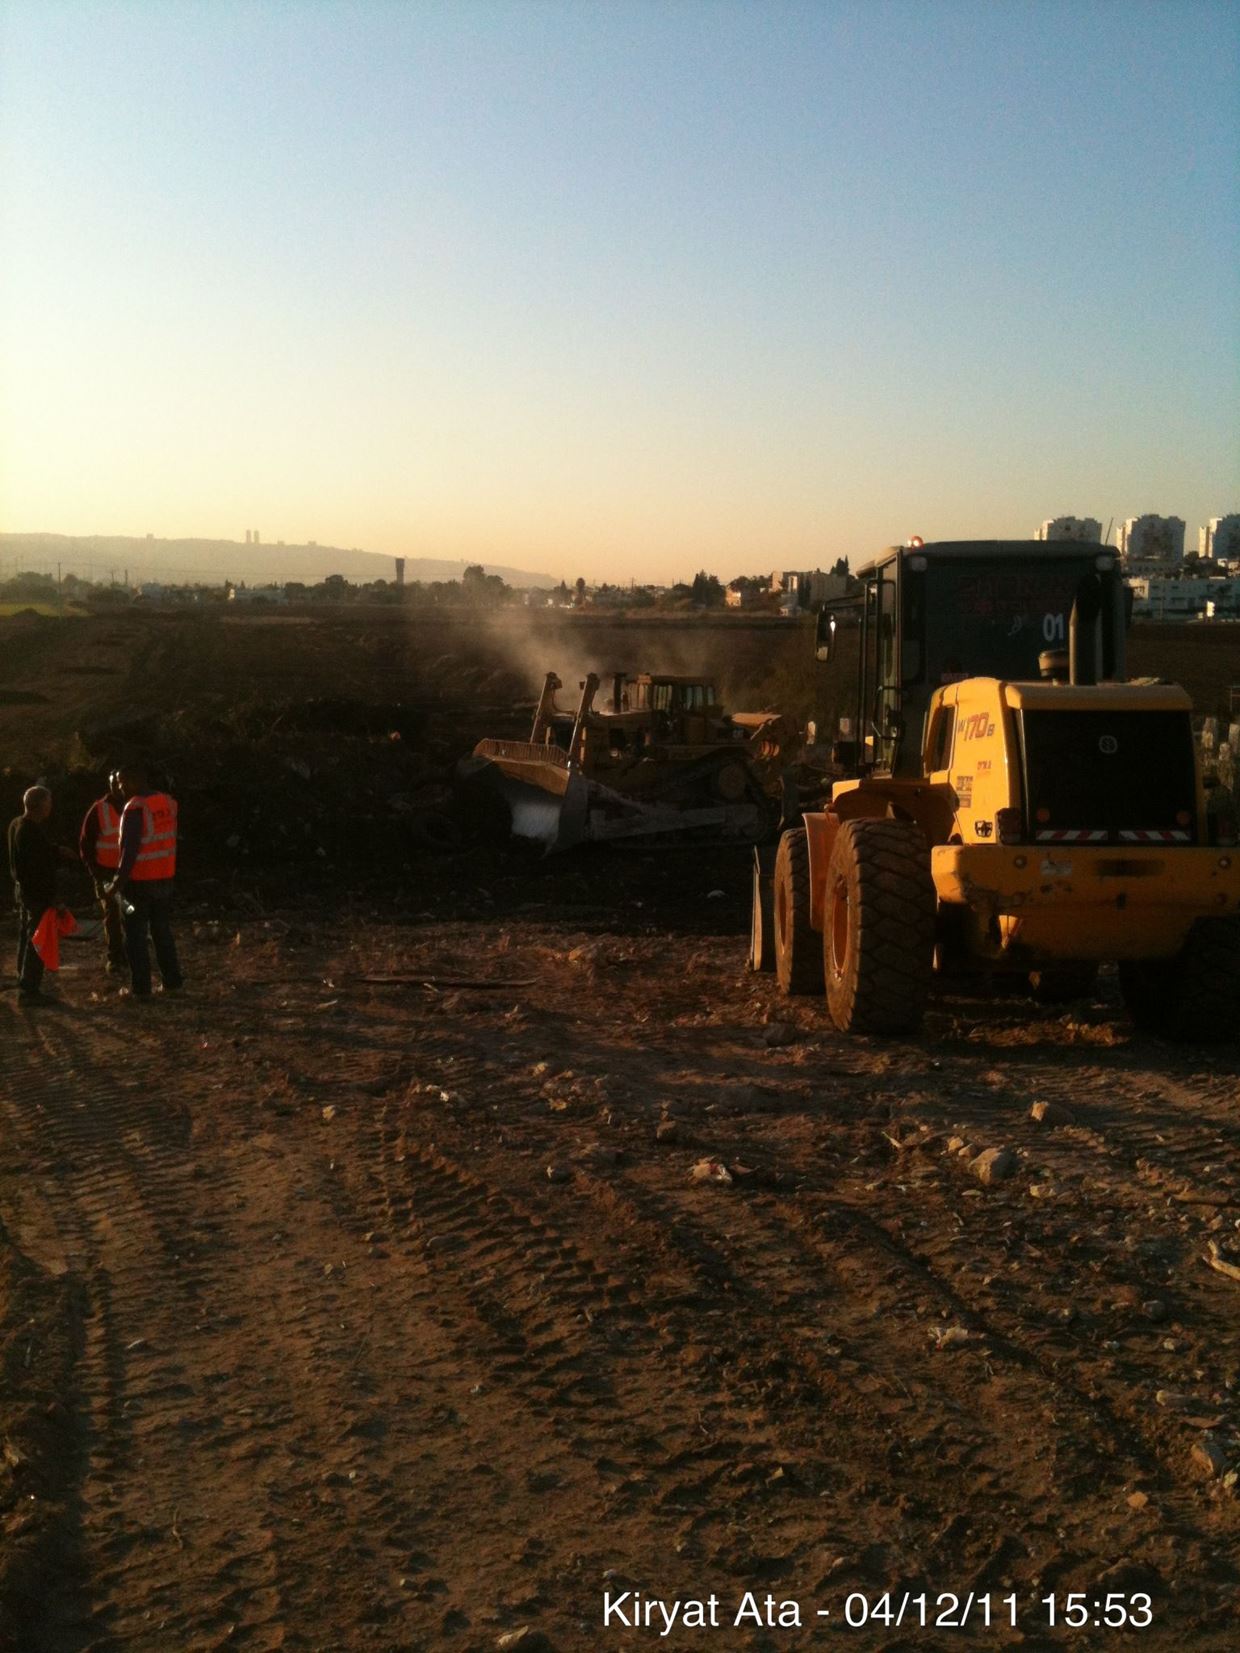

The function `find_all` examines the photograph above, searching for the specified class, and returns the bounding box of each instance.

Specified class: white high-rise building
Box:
[1037,516,1102,543]
[1118,515,1184,564]
[1200,515,1240,561]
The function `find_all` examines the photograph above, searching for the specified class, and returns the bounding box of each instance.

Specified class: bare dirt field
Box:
[2,611,1239,1653]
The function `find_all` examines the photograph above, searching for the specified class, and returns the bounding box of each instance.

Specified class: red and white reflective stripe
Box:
[1118,829,1192,843]
[1035,829,1108,842]
[95,798,123,869]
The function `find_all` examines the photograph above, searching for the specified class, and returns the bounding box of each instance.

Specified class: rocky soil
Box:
[1,610,1238,1652]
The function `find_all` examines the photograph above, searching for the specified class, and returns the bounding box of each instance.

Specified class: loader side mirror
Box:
[815,610,837,663]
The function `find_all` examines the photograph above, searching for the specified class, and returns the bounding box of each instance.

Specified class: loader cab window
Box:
[651,682,673,712]
[680,683,715,711]
[922,560,1095,688]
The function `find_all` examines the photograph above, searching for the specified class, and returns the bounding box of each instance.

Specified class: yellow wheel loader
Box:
[753,539,1240,1041]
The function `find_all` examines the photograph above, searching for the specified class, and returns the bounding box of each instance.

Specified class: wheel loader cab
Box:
[845,540,1128,780]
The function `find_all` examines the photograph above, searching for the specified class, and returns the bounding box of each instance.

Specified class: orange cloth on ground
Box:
[31,906,79,971]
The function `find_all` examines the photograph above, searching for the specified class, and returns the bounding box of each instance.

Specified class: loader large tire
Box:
[1119,917,1240,1043]
[774,828,824,995]
[824,819,935,1035]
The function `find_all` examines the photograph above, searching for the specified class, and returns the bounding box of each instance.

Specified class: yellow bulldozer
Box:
[460,670,796,853]
[751,539,1240,1041]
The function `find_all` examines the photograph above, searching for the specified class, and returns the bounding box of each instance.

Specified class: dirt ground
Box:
[2,611,1239,1652]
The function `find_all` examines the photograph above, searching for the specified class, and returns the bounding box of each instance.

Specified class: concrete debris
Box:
[545,1165,572,1185]
[970,1147,1018,1185]
[1191,1436,1229,1479]
[762,1022,797,1047]
[1155,1390,1202,1410]
[1203,1240,1240,1284]
[689,1159,733,1186]
[496,1629,554,1651]
[929,1324,974,1350]
[1030,1100,1076,1126]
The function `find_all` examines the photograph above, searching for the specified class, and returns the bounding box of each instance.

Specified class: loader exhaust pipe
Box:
[1069,574,1102,686]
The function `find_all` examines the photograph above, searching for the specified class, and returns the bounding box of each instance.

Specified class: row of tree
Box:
[0,559,853,612]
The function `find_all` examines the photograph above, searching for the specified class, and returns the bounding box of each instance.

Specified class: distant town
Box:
[1,513,1238,621]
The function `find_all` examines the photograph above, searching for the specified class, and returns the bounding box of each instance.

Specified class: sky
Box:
[1,0,1237,585]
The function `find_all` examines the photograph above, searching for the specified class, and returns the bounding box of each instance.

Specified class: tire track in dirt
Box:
[334,1100,746,1473]
[0,1006,489,1651]
[0,1010,302,1651]
[590,1169,1160,1529]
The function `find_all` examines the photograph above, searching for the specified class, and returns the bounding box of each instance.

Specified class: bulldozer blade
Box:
[455,753,590,854]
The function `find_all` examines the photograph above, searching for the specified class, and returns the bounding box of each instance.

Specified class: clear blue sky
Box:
[2,0,1237,582]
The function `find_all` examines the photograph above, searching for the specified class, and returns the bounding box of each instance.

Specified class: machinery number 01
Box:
[1042,611,1066,642]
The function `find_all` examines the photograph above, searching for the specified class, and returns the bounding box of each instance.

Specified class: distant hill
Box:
[0,533,558,590]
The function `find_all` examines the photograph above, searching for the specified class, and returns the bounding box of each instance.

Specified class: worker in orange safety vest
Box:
[108,763,184,999]
[79,767,129,973]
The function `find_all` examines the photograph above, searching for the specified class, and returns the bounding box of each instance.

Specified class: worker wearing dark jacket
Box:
[79,769,128,973]
[109,765,183,998]
[8,785,67,1003]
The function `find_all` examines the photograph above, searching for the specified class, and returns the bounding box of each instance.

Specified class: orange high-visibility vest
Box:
[93,798,123,869]
[124,792,178,881]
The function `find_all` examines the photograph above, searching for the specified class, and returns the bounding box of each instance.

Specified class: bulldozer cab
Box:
[828,541,1129,777]
[628,675,720,715]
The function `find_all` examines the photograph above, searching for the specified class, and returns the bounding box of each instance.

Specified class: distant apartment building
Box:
[1037,516,1102,543]
[1119,515,1185,565]
[1126,574,1240,621]
[1200,515,1240,561]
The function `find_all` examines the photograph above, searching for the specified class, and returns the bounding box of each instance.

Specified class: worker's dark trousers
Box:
[122,881,183,996]
[15,901,45,994]
[93,879,128,970]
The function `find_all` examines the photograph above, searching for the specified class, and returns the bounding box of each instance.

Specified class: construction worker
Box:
[109,763,183,999]
[79,768,129,973]
[7,784,76,1004]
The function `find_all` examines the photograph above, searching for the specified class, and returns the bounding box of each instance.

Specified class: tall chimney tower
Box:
[395,557,406,587]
